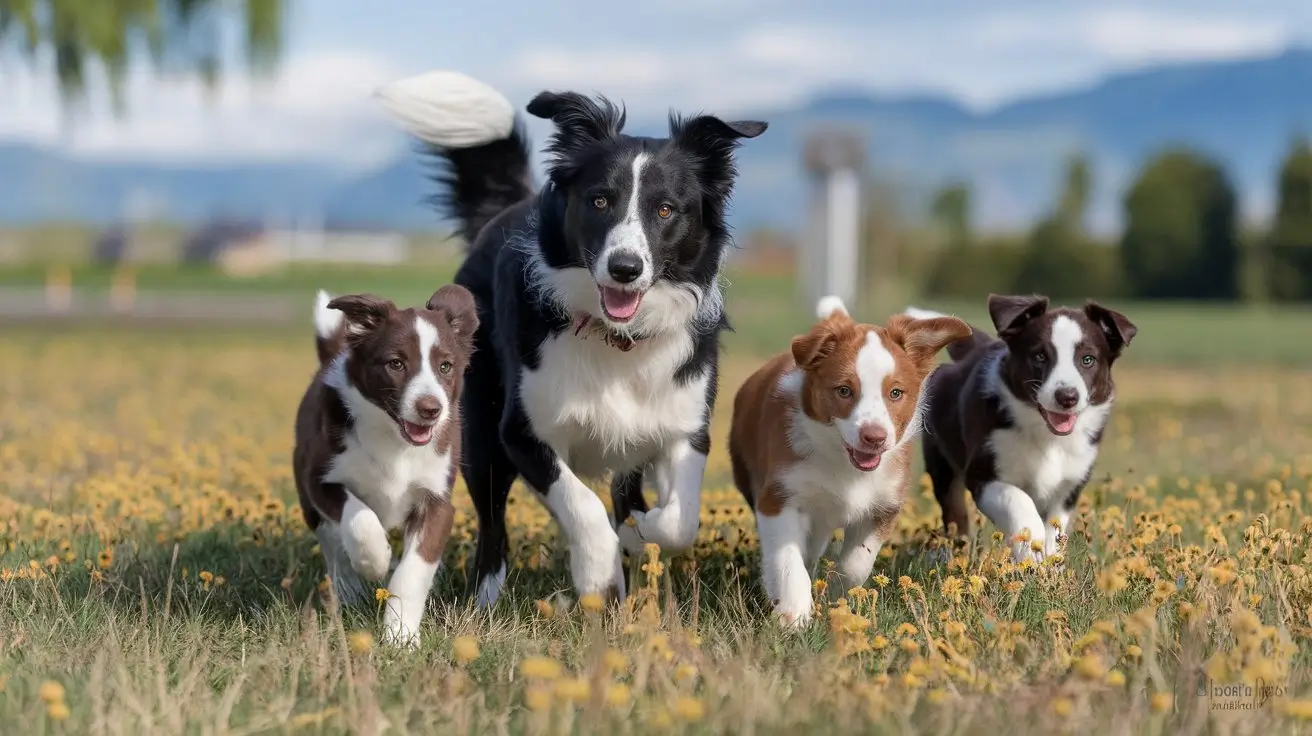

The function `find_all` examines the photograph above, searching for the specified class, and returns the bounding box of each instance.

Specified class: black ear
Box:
[987,293,1049,339]
[527,91,626,182]
[1084,301,1137,359]
[670,114,768,199]
[426,284,479,349]
[327,294,393,336]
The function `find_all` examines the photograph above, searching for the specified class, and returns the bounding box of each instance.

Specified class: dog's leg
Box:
[626,365,715,555]
[976,481,1046,564]
[612,468,648,556]
[807,529,831,577]
[503,404,624,602]
[382,493,454,649]
[833,517,885,594]
[1043,504,1074,563]
[464,339,516,608]
[924,439,967,566]
[315,522,368,606]
[627,437,707,555]
[339,491,393,581]
[758,504,813,629]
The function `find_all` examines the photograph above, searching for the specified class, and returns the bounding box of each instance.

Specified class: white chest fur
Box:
[520,328,708,478]
[988,392,1107,516]
[323,409,452,530]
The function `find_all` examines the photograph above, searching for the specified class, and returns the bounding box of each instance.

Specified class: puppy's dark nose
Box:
[415,395,443,422]
[859,425,888,450]
[1054,387,1079,410]
[606,252,644,284]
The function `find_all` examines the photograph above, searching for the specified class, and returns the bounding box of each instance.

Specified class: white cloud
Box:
[0,49,405,168]
[1082,9,1288,62]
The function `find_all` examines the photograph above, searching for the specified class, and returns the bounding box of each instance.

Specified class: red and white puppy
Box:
[729,296,971,627]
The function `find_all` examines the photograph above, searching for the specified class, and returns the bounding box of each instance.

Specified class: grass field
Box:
[2,265,1312,734]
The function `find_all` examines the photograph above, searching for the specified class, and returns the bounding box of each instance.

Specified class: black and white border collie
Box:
[908,294,1137,564]
[375,70,767,603]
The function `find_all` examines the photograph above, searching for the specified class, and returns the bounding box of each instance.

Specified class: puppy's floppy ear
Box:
[427,284,479,349]
[987,293,1049,339]
[790,314,845,371]
[670,114,768,199]
[327,294,393,337]
[1084,301,1137,360]
[527,91,626,182]
[887,314,973,371]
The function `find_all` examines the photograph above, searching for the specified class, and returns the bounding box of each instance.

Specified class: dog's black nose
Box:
[415,395,443,422]
[606,252,644,283]
[1054,387,1079,410]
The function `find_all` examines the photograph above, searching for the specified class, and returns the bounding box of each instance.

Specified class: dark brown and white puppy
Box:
[730,296,970,627]
[294,285,477,647]
[909,294,1137,564]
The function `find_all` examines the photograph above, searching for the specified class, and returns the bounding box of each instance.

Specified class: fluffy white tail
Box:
[904,306,949,320]
[816,295,848,319]
[313,290,342,339]
[374,70,515,148]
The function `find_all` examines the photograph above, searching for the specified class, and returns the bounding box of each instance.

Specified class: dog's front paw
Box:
[627,505,697,555]
[344,518,392,581]
[775,599,814,631]
[569,526,626,602]
[381,609,422,650]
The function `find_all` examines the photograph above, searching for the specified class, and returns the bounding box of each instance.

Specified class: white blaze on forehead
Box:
[836,331,899,447]
[593,152,653,287]
[400,316,450,427]
[1039,314,1089,412]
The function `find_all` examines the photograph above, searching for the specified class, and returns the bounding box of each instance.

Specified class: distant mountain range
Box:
[4,48,1312,237]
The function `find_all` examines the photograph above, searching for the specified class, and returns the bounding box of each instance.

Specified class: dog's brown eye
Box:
[1081,355,1096,367]
[387,359,404,372]
[835,386,852,399]
[1033,352,1047,364]
[889,388,904,401]
[439,361,453,375]
[593,196,608,209]
[657,203,673,218]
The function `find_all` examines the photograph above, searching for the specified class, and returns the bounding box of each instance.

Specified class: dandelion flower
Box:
[1150,693,1173,713]
[605,683,631,708]
[1052,697,1074,717]
[347,631,374,654]
[46,702,70,721]
[39,680,65,704]
[452,636,480,665]
[554,677,591,704]
[673,697,704,722]
[520,656,563,681]
[578,593,604,612]
[535,599,556,619]
[524,685,552,712]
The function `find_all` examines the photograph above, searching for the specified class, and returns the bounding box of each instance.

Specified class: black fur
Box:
[414,84,766,601]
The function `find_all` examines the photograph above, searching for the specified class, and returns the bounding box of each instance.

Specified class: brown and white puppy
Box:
[294,285,477,647]
[729,296,971,627]
[909,294,1136,564]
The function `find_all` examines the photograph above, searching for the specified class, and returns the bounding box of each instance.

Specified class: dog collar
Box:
[572,314,641,352]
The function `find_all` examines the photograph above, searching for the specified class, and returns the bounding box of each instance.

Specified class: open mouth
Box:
[598,286,643,323]
[845,446,883,472]
[399,419,435,446]
[1038,407,1078,436]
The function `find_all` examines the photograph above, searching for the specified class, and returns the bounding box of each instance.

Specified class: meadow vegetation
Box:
[2,270,1311,734]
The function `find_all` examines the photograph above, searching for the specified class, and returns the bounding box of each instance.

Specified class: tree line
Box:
[918,140,1312,303]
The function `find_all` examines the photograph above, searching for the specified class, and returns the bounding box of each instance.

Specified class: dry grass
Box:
[2,326,1312,735]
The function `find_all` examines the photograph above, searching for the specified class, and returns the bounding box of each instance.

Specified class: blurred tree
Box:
[929,182,972,250]
[1013,153,1116,299]
[0,0,284,114]
[1120,149,1239,300]
[1266,136,1312,301]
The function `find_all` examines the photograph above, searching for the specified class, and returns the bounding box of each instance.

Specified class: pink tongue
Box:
[403,421,433,444]
[1048,412,1077,433]
[601,288,641,320]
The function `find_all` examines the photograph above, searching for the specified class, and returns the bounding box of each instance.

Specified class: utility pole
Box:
[801,130,867,315]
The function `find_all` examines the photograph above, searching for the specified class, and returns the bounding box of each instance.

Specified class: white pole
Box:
[826,167,861,307]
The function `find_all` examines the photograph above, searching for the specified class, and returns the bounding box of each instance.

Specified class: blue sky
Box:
[3,0,1312,168]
